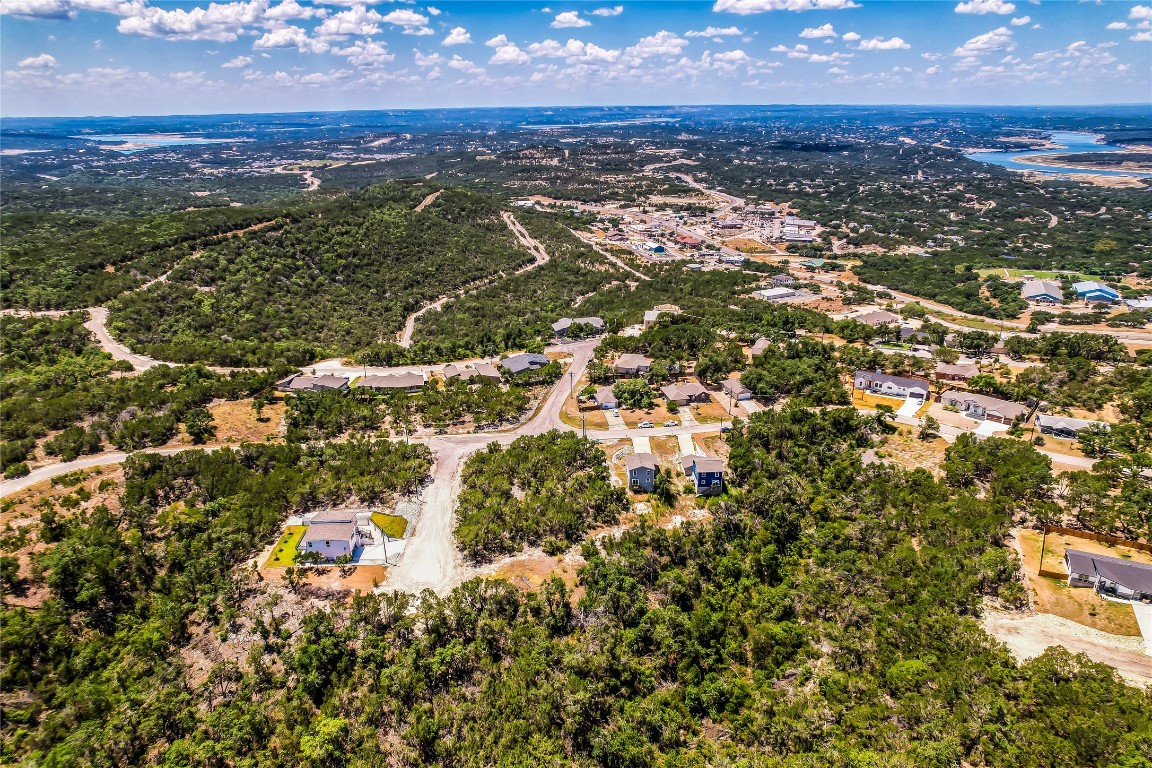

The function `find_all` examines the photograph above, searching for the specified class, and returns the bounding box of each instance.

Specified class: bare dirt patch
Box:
[163,398,286,448]
[1014,528,1145,636]
[489,548,583,592]
[872,427,949,476]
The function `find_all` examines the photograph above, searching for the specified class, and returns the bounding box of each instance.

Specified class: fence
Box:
[1043,526,1152,554]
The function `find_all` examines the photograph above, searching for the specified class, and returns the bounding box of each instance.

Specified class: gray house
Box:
[277,373,350,393]
[355,373,425,393]
[444,362,502,384]
[625,453,659,492]
[720,377,751,400]
[1035,414,1108,439]
[1065,549,1152,602]
[942,391,1032,424]
[593,386,619,409]
[854,309,901,327]
[614,353,653,375]
[552,317,605,336]
[853,370,930,400]
[1021,279,1063,304]
[299,510,362,562]
[501,353,551,376]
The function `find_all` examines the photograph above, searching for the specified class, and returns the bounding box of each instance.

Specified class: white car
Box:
[663,420,678,427]
[638,421,654,428]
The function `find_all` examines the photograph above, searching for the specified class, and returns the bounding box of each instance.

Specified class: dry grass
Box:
[723,237,773,254]
[872,427,949,476]
[1015,528,1145,636]
[850,389,907,411]
[164,398,286,448]
[492,549,582,592]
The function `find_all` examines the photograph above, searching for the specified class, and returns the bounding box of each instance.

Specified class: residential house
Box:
[942,391,1032,424]
[754,286,799,302]
[443,362,502,385]
[501,352,551,376]
[1064,549,1152,602]
[853,370,930,400]
[720,377,751,401]
[606,232,628,243]
[770,274,796,285]
[276,373,350,393]
[898,326,933,345]
[661,382,711,406]
[1021,279,1063,304]
[625,453,659,492]
[593,386,619,410]
[643,304,681,329]
[749,338,771,357]
[854,309,901,327]
[355,373,425,393]
[299,510,362,562]
[614,353,653,375]
[934,362,979,382]
[675,233,701,247]
[718,254,746,265]
[1035,414,1109,439]
[686,456,724,496]
[551,316,605,336]
[1073,280,1120,304]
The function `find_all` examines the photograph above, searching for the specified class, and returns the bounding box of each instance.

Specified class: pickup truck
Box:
[638,421,654,429]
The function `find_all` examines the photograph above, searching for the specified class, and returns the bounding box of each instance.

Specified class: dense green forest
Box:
[4,410,1151,766]
[105,184,536,367]
[0,313,281,475]
[454,430,628,560]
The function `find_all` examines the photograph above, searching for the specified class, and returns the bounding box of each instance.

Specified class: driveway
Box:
[604,410,628,430]
[631,435,652,453]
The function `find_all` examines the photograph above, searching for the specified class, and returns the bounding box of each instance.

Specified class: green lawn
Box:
[371,513,408,539]
[265,525,305,567]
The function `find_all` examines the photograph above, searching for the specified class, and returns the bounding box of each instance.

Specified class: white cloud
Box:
[589,5,623,15]
[713,0,859,13]
[489,42,530,64]
[827,65,846,73]
[925,64,941,73]
[1106,21,1129,29]
[626,30,688,58]
[331,39,395,67]
[442,26,471,45]
[527,37,620,62]
[551,10,590,28]
[0,0,74,19]
[315,6,383,38]
[841,30,860,41]
[17,53,58,69]
[685,25,742,36]
[921,51,942,59]
[427,6,440,15]
[447,54,484,74]
[253,25,329,53]
[413,50,442,66]
[485,33,509,47]
[857,35,910,50]
[265,0,323,22]
[1009,15,1030,25]
[954,0,1015,14]
[953,26,1014,56]
[117,0,268,42]
[221,54,252,67]
[1130,5,1152,20]
[1132,29,1152,40]
[381,8,431,34]
[799,22,836,37]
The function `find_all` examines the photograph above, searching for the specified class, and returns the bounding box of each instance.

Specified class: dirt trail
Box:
[574,232,652,281]
[395,212,551,348]
[982,608,1152,687]
[413,189,442,213]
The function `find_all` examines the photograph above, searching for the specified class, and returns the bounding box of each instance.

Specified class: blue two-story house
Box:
[685,456,724,496]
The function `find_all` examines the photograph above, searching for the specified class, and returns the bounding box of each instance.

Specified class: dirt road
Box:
[84,307,165,370]
[573,232,652,281]
[413,189,442,213]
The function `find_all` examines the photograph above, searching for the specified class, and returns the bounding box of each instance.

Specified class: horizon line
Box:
[3,102,1152,122]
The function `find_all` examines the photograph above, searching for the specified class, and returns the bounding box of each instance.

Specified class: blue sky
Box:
[2,0,1149,116]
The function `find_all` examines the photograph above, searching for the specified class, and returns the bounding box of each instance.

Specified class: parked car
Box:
[663,420,678,427]
[720,426,732,433]
[638,421,654,428]
[611,409,620,416]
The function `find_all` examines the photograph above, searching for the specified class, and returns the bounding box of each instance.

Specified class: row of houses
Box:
[853,369,1033,425]
[625,453,725,496]
[277,353,557,395]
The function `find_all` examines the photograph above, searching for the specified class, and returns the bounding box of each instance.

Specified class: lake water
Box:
[964,130,1152,178]
[72,133,247,153]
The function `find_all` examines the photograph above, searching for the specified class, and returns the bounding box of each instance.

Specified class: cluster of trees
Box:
[743,338,849,406]
[285,380,531,441]
[454,430,627,560]
[105,184,538,367]
[0,313,279,475]
[4,407,1152,766]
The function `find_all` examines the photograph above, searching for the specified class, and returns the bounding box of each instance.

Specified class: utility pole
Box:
[582,412,586,439]
[1038,526,1048,576]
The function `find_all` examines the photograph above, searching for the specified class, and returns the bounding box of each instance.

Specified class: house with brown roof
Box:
[720,377,751,400]
[854,309,901,327]
[444,362,502,384]
[661,382,711,406]
[934,363,979,382]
